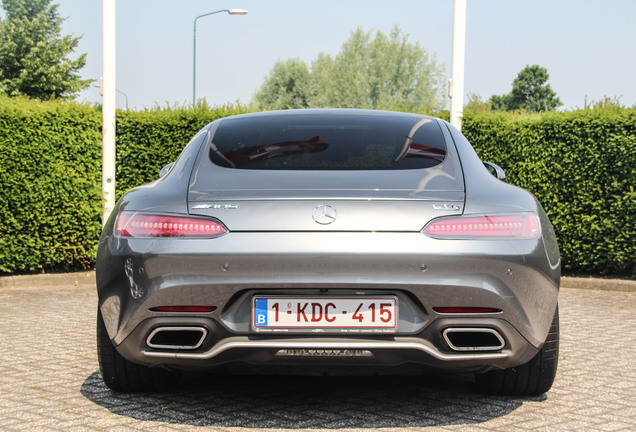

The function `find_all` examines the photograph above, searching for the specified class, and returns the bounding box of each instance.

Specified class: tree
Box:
[253,58,313,110]
[0,0,90,100]
[491,65,561,112]
[464,93,492,113]
[254,26,444,112]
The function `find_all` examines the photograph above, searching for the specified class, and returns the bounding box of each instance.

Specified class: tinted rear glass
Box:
[209,113,447,170]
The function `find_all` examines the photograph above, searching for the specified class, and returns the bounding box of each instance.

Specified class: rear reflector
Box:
[150,306,217,313]
[423,213,540,239]
[116,212,227,238]
[433,307,501,314]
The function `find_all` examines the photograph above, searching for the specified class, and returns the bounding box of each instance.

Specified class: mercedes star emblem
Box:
[312,204,338,225]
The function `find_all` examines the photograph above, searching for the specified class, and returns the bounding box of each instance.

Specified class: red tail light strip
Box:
[115,212,227,238]
[150,306,217,313]
[423,213,540,239]
[433,307,501,314]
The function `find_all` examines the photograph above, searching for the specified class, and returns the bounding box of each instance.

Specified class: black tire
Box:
[97,309,179,392]
[475,306,559,396]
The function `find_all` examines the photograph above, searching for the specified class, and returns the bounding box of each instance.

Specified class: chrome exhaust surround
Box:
[442,328,505,352]
[143,337,509,361]
[146,326,208,350]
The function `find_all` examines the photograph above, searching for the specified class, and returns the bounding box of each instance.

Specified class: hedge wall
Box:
[0,96,102,273]
[0,99,246,274]
[463,109,635,276]
[0,97,634,277]
[115,104,247,200]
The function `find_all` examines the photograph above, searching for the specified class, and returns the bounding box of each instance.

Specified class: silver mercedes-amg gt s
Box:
[96,109,560,395]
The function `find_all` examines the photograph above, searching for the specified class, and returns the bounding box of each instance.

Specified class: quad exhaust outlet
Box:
[146,327,208,350]
[442,328,505,352]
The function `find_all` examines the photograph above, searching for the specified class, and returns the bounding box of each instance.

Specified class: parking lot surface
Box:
[1,275,634,432]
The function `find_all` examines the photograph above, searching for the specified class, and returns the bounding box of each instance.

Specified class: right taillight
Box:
[423,213,540,239]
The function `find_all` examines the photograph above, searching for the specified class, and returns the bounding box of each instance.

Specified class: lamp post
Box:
[193,9,248,106]
[93,80,129,110]
[116,89,129,110]
[102,0,116,224]
[449,0,467,131]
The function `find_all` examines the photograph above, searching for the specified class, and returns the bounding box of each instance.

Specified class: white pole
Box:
[450,0,466,131]
[102,0,116,224]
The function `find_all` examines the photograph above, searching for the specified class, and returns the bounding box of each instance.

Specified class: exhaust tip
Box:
[146,326,208,350]
[442,328,505,352]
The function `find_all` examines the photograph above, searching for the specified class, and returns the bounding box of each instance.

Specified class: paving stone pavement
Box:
[0,280,635,432]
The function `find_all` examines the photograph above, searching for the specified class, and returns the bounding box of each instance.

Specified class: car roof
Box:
[217,108,437,122]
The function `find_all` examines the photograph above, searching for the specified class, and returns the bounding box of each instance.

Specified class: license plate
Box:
[252,297,397,330]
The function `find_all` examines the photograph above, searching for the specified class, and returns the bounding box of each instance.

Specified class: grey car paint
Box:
[96,109,559,378]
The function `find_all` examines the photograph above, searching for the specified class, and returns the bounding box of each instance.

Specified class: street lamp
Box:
[193,9,248,106]
[94,79,129,110]
[116,89,129,110]
[449,0,466,131]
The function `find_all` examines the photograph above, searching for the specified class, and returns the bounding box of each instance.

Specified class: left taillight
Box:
[115,212,228,238]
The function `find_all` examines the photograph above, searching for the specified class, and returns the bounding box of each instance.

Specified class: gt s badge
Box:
[433,204,461,211]
[192,204,239,210]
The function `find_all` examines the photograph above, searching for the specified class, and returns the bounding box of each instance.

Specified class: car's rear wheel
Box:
[475,306,559,395]
[97,309,179,392]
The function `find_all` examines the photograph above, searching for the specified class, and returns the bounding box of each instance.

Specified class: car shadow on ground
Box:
[81,371,544,428]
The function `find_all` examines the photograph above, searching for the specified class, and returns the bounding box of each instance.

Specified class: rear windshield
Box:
[209,113,447,170]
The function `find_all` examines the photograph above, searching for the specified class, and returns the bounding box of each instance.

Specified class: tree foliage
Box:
[254,26,444,112]
[253,58,313,110]
[491,65,561,113]
[464,93,492,113]
[0,0,90,100]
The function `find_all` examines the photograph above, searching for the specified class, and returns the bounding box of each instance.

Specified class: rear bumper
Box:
[114,314,539,374]
[97,231,559,373]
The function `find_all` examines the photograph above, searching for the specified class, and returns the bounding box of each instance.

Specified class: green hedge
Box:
[115,104,247,200]
[0,96,102,273]
[0,99,246,274]
[463,108,636,276]
[0,97,634,277]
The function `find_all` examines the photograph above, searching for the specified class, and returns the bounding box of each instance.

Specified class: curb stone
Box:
[560,276,635,292]
[1,270,634,292]
[0,271,96,290]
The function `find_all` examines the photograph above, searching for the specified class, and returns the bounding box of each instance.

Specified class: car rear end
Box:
[97,110,559,384]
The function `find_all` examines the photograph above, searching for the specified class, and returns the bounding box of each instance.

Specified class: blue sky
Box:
[48,0,636,110]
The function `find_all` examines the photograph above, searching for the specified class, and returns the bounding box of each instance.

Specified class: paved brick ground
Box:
[0,281,634,431]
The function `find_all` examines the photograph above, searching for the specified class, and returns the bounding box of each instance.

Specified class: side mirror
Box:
[483,161,506,181]
[159,162,175,179]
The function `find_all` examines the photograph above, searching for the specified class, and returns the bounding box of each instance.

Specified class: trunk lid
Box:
[187,111,465,232]
[188,168,464,232]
